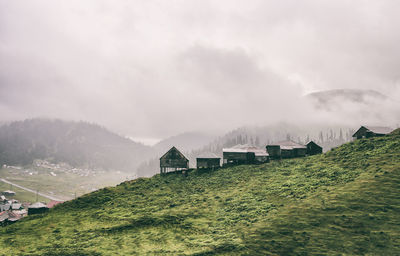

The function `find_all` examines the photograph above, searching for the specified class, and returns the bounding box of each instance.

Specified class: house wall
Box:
[266,145,281,159]
[223,152,255,165]
[196,158,220,169]
[293,148,307,157]
[281,149,293,158]
[307,143,322,155]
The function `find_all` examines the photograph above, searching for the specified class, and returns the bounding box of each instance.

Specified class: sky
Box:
[1,0,399,141]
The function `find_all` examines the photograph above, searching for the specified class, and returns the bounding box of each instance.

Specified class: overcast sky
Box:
[1,0,399,141]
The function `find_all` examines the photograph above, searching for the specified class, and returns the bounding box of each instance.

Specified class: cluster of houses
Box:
[159,125,394,174]
[0,191,63,226]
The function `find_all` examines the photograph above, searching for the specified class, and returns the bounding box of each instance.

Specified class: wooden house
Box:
[160,146,189,174]
[267,141,307,159]
[306,141,323,155]
[352,126,393,139]
[196,152,220,169]
[266,145,281,159]
[28,202,49,215]
[223,144,269,166]
[2,191,15,197]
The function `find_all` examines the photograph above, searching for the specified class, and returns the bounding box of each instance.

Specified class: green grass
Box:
[0,130,399,255]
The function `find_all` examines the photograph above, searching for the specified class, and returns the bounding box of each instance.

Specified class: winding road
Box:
[0,178,64,201]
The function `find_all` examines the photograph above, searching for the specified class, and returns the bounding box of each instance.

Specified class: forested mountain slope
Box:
[0,118,153,172]
[1,129,399,255]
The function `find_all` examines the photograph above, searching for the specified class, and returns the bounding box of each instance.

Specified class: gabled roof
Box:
[0,211,9,222]
[11,203,22,210]
[306,141,322,148]
[352,126,393,137]
[196,152,220,159]
[269,140,306,150]
[160,146,189,161]
[29,202,47,209]
[364,126,393,135]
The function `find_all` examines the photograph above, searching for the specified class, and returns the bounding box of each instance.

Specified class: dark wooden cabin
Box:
[196,152,220,169]
[160,146,189,174]
[267,141,307,159]
[306,141,323,155]
[28,202,49,215]
[352,126,393,139]
[266,145,281,159]
[223,144,269,166]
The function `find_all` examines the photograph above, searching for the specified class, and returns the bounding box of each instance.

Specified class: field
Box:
[0,166,129,202]
[0,130,399,255]
[0,181,50,203]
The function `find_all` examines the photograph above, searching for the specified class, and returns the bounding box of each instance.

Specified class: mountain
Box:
[306,89,390,110]
[2,129,399,255]
[0,118,154,172]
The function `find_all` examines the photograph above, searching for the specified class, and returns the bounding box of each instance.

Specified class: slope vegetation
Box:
[1,130,399,255]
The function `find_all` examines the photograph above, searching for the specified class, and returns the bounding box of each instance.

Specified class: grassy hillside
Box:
[1,130,399,255]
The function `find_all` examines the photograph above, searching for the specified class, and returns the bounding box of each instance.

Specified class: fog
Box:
[1,0,399,140]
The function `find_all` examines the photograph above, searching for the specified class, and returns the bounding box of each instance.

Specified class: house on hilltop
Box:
[223,144,269,166]
[160,146,189,174]
[306,141,323,155]
[352,126,393,139]
[266,140,307,159]
[196,152,220,169]
[28,202,49,215]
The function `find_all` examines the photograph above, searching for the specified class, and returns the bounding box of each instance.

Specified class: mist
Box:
[1,0,399,140]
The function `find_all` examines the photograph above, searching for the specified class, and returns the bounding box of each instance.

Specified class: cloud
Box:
[0,0,399,138]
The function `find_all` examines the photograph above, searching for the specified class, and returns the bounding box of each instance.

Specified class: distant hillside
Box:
[306,89,389,110]
[0,119,154,172]
[2,129,399,255]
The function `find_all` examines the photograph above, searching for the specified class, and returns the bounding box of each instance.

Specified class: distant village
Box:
[0,190,63,226]
[159,126,394,174]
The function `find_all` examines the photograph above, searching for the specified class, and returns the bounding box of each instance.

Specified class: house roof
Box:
[11,203,22,210]
[269,140,306,150]
[0,211,9,222]
[29,202,48,209]
[7,211,22,221]
[352,126,393,137]
[0,204,11,211]
[364,126,393,135]
[196,152,220,159]
[2,190,15,194]
[223,144,269,156]
[306,141,322,148]
[160,146,189,161]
